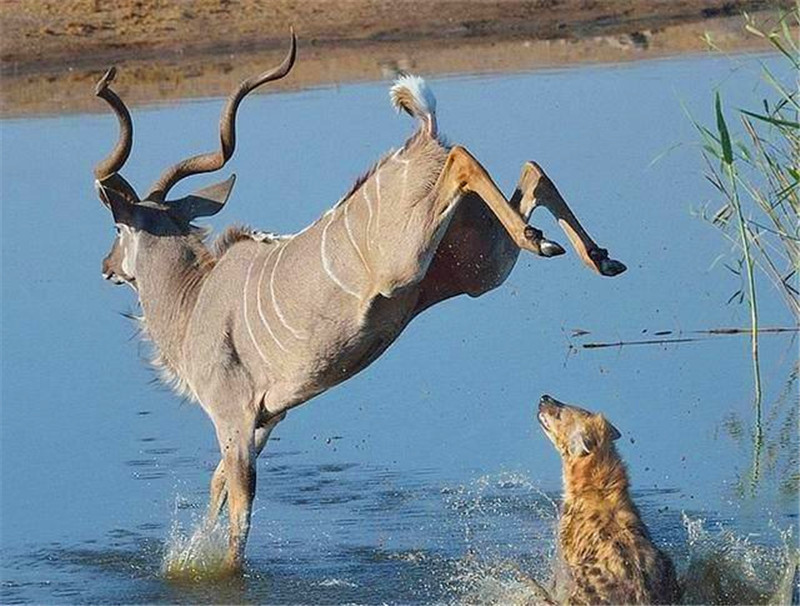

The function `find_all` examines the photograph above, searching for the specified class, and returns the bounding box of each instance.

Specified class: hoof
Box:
[599,257,627,277]
[588,247,626,277]
[523,225,565,258]
[540,239,566,258]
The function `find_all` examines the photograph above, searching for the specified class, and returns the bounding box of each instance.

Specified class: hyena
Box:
[537,395,681,605]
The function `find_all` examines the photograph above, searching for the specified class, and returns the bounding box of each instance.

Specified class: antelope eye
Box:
[114,225,121,235]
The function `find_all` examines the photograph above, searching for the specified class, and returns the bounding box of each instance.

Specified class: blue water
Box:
[1,51,797,603]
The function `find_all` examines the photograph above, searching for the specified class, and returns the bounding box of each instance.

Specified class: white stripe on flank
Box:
[363,186,374,252]
[256,246,288,352]
[321,207,360,298]
[243,253,272,367]
[373,169,383,253]
[270,240,308,340]
[374,169,382,228]
[344,199,370,274]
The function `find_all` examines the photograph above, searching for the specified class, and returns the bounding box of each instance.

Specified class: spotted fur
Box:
[538,396,681,605]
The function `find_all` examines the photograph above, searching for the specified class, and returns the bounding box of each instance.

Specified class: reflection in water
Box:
[721,363,799,499]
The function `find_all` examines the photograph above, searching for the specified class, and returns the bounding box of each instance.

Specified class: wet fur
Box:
[543,404,681,605]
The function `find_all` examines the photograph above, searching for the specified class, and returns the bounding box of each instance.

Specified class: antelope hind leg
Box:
[519,161,626,277]
[439,146,566,258]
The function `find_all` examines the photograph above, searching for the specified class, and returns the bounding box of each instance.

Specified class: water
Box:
[2,52,798,603]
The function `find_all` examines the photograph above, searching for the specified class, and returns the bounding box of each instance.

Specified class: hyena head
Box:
[537,394,621,460]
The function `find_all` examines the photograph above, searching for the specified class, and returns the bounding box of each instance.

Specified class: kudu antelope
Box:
[92,33,625,570]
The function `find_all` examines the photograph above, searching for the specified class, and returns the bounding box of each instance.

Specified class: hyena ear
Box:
[568,428,594,457]
[598,414,621,441]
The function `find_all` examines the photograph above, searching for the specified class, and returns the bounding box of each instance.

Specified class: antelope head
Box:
[93,33,296,288]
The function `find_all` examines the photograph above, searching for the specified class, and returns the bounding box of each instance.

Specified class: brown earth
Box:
[0,1,790,117]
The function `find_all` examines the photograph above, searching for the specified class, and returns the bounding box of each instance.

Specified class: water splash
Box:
[448,554,556,605]
[444,471,558,548]
[318,577,359,588]
[160,498,230,581]
[440,473,798,605]
[442,472,559,605]
[679,513,799,605]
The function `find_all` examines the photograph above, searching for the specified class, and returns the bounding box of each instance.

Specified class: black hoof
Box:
[599,258,627,277]
[589,247,626,277]
[540,239,566,257]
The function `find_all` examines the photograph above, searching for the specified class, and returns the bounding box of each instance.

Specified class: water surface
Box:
[1,52,797,603]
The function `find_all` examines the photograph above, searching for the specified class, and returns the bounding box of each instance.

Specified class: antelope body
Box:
[92,34,625,571]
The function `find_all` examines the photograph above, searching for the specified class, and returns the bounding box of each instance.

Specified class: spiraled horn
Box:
[94,67,133,180]
[145,29,297,202]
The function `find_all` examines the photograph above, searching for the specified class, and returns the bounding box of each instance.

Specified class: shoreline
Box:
[1,2,788,118]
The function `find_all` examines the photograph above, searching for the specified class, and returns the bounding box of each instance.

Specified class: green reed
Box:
[696,5,799,488]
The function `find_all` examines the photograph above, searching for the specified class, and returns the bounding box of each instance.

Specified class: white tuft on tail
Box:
[390,74,437,137]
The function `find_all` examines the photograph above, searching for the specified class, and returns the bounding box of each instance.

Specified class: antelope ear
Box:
[96,175,138,224]
[170,174,236,221]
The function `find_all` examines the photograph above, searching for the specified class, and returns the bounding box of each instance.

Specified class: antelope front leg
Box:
[207,460,227,528]
[518,161,626,277]
[214,415,258,572]
[205,413,285,530]
[441,146,566,258]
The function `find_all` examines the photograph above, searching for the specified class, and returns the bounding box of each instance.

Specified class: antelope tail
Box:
[390,74,437,138]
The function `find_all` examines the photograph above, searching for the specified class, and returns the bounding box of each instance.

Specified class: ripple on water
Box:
[2,470,796,604]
